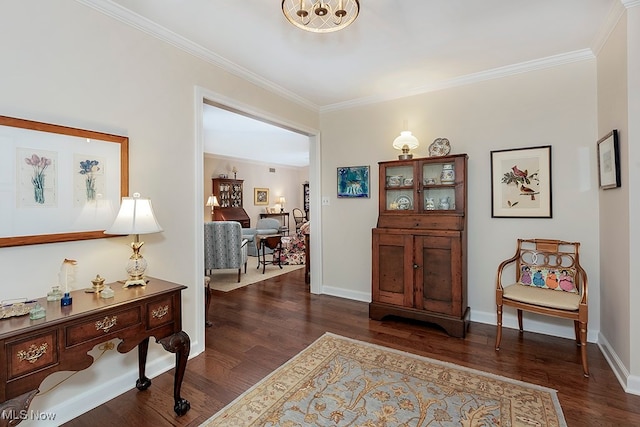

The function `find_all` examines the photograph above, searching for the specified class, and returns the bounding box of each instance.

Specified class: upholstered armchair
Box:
[204,221,248,282]
[242,218,281,256]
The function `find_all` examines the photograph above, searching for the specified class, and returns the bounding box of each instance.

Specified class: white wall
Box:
[319,60,601,341]
[0,1,318,424]
[627,3,640,392]
[203,154,309,230]
[597,8,632,384]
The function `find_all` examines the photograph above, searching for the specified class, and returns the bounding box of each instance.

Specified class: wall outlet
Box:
[322,196,330,206]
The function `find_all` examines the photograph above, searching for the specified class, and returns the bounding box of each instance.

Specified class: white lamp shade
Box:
[206,195,219,207]
[104,193,163,235]
[392,131,420,150]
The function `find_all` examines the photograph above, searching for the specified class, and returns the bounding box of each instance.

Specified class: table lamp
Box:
[206,194,219,221]
[278,196,286,213]
[104,193,163,287]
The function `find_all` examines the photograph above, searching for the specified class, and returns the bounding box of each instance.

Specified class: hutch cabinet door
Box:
[414,232,464,317]
[372,230,414,307]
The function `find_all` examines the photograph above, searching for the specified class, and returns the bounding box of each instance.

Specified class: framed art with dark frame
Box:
[337,165,370,198]
[490,145,552,218]
[0,115,129,247]
[597,129,620,190]
[254,187,269,205]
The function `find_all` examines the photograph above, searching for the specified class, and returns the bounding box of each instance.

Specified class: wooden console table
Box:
[0,277,190,426]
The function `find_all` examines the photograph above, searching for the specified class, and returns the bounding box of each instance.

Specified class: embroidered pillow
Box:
[519,266,577,293]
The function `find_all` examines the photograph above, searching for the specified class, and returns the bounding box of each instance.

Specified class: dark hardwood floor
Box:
[66,268,640,426]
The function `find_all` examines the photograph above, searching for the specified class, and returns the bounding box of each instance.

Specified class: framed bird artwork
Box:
[597,130,621,190]
[490,145,552,218]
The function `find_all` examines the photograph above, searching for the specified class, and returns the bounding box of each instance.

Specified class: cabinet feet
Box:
[369,302,469,338]
[136,376,152,391]
[174,398,191,416]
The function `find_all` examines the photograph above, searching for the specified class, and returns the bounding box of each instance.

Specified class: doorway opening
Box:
[195,88,321,296]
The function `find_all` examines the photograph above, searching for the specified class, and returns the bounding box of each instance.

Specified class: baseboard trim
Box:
[320,284,370,303]
[28,341,204,426]
[470,309,599,343]
[598,333,640,396]
[31,353,174,426]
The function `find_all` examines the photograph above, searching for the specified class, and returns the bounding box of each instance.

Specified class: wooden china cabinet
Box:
[370,154,469,337]
[212,178,250,227]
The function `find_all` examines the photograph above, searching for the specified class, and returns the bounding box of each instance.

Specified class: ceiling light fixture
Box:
[282,0,360,33]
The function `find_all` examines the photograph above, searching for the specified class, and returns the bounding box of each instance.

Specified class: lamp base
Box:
[123,278,147,288]
[397,153,413,160]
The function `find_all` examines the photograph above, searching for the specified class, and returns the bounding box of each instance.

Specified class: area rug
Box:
[208,257,304,292]
[202,333,566,426]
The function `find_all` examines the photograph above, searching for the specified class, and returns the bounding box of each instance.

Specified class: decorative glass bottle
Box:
[47,285,63,301]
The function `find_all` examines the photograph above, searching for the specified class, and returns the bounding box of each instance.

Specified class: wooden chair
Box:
[495,238,589,377]
[292,208,306,231]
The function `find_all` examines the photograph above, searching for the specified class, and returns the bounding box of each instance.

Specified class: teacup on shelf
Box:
[424,177,437,185]
[386,176,402,187]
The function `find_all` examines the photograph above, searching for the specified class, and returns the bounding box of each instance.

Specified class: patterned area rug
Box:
[202,333,566,426]
[208,257,303,292]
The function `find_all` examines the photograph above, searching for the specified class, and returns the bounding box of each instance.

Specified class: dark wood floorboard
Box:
[65,268,640,426]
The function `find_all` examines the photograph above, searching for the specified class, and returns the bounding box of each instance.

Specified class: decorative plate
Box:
[395,195,412,210]
[428,138,451,157]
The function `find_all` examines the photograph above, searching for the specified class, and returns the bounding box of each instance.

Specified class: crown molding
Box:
[621,0,640,8]
[77,0,603,115]
[76,0,320,112]
[320,49,595,112]
[591,0,628,55]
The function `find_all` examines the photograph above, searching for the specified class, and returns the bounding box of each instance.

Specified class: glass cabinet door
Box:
[217,182,231,208]
[230,182,243,208]
[383,163,415,212]
[421,160,461,213]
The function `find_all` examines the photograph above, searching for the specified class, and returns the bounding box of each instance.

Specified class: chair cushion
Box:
[518,266,577,293]
[503,283,581,310]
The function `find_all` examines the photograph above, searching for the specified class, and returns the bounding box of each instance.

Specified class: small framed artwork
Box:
[490,145,552,218]
[597,130,620,190]
[254,187,269,205]
[337,165,370,198]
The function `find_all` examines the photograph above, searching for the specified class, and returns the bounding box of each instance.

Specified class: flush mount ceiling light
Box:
[282,0,360,33]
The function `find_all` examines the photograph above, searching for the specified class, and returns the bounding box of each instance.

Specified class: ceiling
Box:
[203,105,310,168]
[83,0,622,166]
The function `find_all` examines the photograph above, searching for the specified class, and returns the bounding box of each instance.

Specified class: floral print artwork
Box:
[24,153,51,204]
[79,159,100,201]
[17,149,57,207]
[73,154,104,207]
